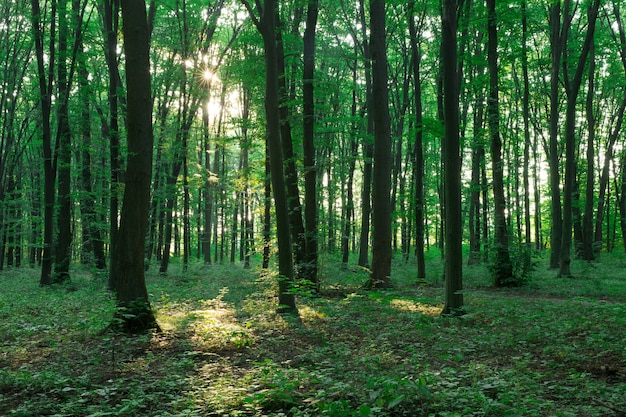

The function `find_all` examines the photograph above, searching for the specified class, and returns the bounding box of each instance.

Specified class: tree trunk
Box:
[548,1,563,270]
[487,0,513,286]
[111,0,158,333]
[31,0,56,286]
[521,0,532,249]
[618,153,626,251]
[77,15,106,270]
[342,58,359,268]
[275,12,306,277]
[302,0,319,289]
[357,0,373,268]
[441,0,463,315]
[559,0,600,277]
[581,38,596,261]
[365,0,392,289]
[409,1,426,278]
[243,0,298,311]
[54,0,72,283]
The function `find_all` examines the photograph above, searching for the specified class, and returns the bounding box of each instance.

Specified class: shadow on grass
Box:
[2,254,626,416]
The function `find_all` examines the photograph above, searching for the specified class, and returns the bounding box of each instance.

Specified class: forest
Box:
[1,0,626,415]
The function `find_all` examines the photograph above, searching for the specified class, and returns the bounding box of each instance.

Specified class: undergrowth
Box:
[1,252,625,416]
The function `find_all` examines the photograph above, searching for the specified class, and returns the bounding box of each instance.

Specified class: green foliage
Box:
[1,256,626,416]
[487,243,538,287]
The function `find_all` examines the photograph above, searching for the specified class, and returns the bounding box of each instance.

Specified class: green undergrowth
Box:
[1,252,625,416]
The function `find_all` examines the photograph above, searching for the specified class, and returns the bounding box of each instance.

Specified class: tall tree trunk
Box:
[409,1,426,278]
[487,0,513,286]
[101,0,122,287]
[581,36,596,261]
[341,58,359,268]
[441,0,463,315]
[548,1,563,269]
[201,99,213,264]
[521,0,532,249]
[31,0,56,286]
[618,152,626,251]
[242,0,297,312]
[275,11,306,277]
[357,0,373,268]
[366,0,392,289]
[54,0,72,283]
[111,0,158,333]
[468,36,486,265]
[559,0,600,277]
[302,0,319,288]
[77,10,106,270]
[594,2,626,250]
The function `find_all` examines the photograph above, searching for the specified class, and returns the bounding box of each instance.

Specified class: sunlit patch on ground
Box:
[389,298,442,316]
[298,305,327,322]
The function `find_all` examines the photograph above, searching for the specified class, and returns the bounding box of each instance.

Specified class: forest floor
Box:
[1,250,626,416]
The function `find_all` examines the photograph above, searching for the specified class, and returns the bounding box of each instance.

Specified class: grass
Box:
[1,250,625,416]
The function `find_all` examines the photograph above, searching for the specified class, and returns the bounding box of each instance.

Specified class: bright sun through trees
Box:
[2,0,626,414]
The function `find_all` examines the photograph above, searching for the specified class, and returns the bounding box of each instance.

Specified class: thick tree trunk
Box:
[54,0,72,283]
[441,0,463,315]
[111,0,158,333]
[366,0,392,289]
[253,0,297,312]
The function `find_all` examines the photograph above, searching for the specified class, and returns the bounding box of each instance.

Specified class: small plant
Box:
[487,243,537,287]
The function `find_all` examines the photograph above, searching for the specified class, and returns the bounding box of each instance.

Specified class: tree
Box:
[558,0,600,277]
[487,0,514,286]
[110,0,158,333]
[366,0,392,289]
[100,0,123,288]
[30,0,56,286]
[302,0,320,289]
[441,0,463,315]
[408,1,426,279]
[242,0,297,313]
[547,0,564,270]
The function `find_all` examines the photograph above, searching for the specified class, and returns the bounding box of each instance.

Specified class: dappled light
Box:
[388,298,442,316]
[2,258,626,415]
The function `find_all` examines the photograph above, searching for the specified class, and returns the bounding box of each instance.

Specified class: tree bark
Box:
[357,0,373,269]
[548,1,563,270]
[111,0,158,333]
[409,1,426,278]
[31,0,56,286]
[101,0,122,287]
[441,0,463,315]
[581,34,596,261]
[54,0,72,283]
[559,0,600,277]
[302,0,319,289]
[487,0,513,286]
[366,0,392,289]
[521,0,532,249]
